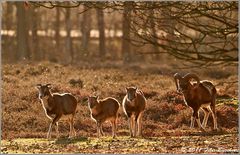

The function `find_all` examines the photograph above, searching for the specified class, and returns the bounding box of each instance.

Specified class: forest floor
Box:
[1,61,238,154]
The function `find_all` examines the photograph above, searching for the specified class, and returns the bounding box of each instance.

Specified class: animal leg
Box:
[100,123,104,136]
[115,112,118,133]
[190,109,195,128]
[111,119,117,138]
[47,115,61,139]
[73,125,77,137]
[96,122,101,138]
[209,106,218,130]
[69,114,76,138]
[47,123,53,139]
[201,108,210,128]
[211,96,218,130]
[68,121,72,138]
[128,116,133,137]
[55,122,59,138]
[132,116,137,137]
[190,116,195,128]
[195,111,206,132]
[73,115,77,137]
[137,112,143,137]
[69,120,73,138]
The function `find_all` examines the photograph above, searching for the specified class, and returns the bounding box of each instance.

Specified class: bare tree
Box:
[149,7,160,60]
[9,1,238,66]
[4,3,14,32]
[30,7,40,61]
[2,2,15,61]
[65,6,73,63]
[15,2,30,61]
[122,2,132,63]
[80,6,91,58]
[129,2,238,67]
[55,5,60,60]
[96,7,106,59]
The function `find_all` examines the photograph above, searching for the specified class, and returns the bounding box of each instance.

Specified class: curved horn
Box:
[183,73,200,86]
[174,73,182,91]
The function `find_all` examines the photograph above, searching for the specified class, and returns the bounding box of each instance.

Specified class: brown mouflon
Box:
[87,96,120,138]
[174,73,218,131]
[122,86,146,137]
[36,84,77,139]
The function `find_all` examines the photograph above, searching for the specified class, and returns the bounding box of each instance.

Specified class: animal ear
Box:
[96,96,99,100]
[35,84,41,90]
[125,87,129,92]
[46,84,52,89]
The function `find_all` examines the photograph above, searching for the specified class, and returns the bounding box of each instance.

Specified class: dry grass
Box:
[2,61,238,140]
[1,134,238,154]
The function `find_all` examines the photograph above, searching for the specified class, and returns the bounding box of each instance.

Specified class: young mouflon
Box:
[87,96,120,138]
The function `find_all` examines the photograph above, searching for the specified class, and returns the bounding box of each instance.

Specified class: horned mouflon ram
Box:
[174,73,218,131]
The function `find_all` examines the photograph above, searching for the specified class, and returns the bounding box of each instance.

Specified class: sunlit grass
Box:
[1,61,238,153]
[1,133,238,154]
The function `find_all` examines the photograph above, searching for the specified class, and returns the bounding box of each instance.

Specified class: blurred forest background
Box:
[1,1,238,66]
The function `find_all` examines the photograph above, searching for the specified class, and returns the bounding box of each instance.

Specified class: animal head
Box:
[174,73,200,93]
[35,84,52,99]
[87,96,99,108]
[126,86,138,101]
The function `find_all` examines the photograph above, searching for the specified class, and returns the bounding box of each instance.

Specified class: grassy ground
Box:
[1,132,238,154]
[1,61,238,153]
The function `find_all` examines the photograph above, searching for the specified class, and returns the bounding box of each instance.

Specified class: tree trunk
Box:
[4,2,14,61]
[5,3,13,30]
[65,8,73,63]
[55,6,60,60]
[16,2,30,61]
[149,9,160,60]
[122,2,132,63]
[96,8,106,59]
[31,7,40,61]
[80,6,91,58]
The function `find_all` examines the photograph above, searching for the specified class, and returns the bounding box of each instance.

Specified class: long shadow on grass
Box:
[54,136,88,144]
[189,130,238,137]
